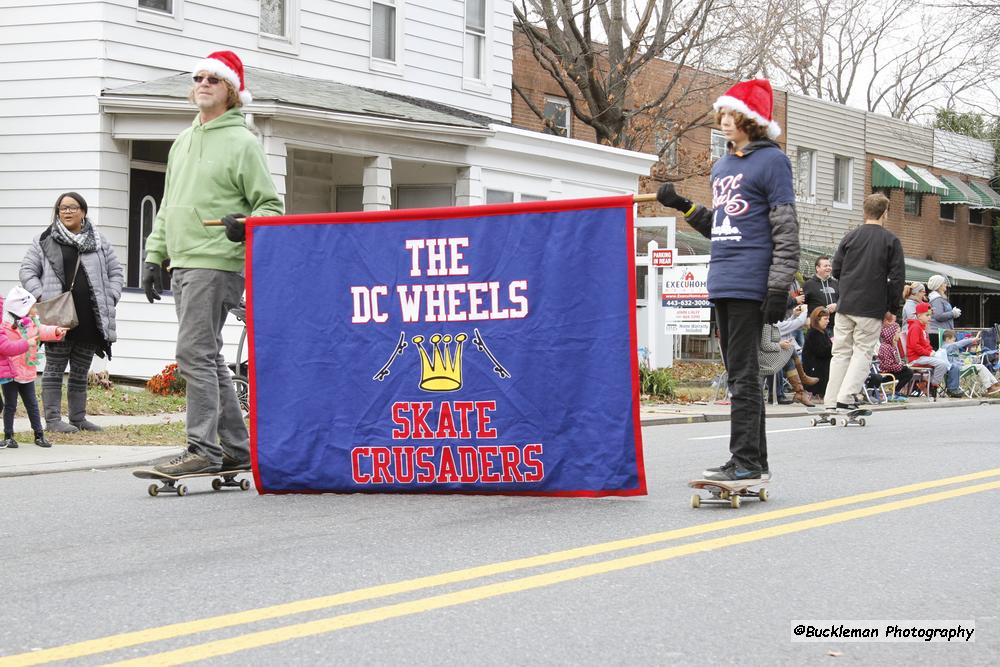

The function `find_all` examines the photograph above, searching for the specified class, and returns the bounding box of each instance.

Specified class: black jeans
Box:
[714,299,767,472]
[3,381,43,437]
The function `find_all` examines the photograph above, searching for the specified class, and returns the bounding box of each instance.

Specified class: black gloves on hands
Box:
[142,262,162,303]
[762,289,789,324]
[222,213,247,243]
[655,182,694,214]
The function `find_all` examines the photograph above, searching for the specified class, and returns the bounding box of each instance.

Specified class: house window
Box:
[372,0,397,62]
[336,186,364,213]
[904,192,921,216]
[543,97,570,138]
[139,0,172,11]
[464,0,487,80]
[940,203,955,221]
[833,155,852,207]
[260,0,286,37]
[969,209,984,225]
[485,189,515,204]
[795,148,816,201]
[395,185,454,209]
[710,130,728,161]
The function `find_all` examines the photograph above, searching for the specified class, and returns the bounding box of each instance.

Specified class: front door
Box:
[127,169,167,289]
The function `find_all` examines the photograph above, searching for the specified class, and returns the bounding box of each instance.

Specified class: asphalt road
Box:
[0,405,998,665]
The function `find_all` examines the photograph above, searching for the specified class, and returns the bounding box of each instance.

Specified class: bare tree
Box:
[766,0,1000,120]
[512,0,781,179]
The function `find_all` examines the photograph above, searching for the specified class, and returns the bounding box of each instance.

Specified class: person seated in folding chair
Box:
[877,312,912,402]
[906,302,954,398]
[938,330,1000,397]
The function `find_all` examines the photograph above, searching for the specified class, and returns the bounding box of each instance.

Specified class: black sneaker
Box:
[946,389,965,399]
[703,466,762,482]
[702,460,735,477]
[34,434,52,448]
[836,401,859,411]
[153,451,220,476]
[4,437,19,449]
[221,454,251,471]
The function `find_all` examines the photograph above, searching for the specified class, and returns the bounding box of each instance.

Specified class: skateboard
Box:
[808,408,871,427]
[133,467,252,497]
[688,478,769,509]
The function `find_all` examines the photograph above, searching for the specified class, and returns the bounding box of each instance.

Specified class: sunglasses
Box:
[58,206,81,213]
[193,75,222,85]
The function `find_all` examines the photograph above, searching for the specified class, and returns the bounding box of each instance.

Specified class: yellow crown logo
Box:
[411,333,467,392]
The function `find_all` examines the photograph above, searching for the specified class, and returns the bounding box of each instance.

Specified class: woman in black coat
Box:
[801,307,833,400]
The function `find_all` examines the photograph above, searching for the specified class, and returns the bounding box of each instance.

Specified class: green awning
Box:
[872,158,920,191]
[904,166,949,196]
[904,257,1000,291]
[938,174,985,207]
[968,181,1000,209]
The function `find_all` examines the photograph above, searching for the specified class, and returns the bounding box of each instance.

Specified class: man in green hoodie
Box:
[142,51,283,476]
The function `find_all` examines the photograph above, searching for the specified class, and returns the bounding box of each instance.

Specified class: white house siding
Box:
[785,94,866,250]
[864,112,934,165]
[113,293,246,379]
[98,0,512,121]
[932,129,995,180]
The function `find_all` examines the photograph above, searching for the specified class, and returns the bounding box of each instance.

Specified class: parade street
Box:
[0,404,997,666]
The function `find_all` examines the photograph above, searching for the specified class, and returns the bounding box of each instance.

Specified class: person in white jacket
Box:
[926,275,961,350]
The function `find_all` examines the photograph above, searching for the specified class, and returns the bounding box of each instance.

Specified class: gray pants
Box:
[172,268,248,463]
[42,340,97,424]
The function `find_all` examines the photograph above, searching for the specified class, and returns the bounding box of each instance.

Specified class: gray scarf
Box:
[51,218,97,253]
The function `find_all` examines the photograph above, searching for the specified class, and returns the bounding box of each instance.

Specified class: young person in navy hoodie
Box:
[656,79,799,482]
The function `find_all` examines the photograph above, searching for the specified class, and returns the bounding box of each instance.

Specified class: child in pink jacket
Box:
[0,295,30,449]
[2,286,67,448]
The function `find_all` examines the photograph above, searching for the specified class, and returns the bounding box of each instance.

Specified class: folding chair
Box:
[863,359,897,405]
[905,365,935,401]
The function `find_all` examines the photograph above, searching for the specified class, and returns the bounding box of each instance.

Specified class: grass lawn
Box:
[11,383,186,418]
[14,421,187,447]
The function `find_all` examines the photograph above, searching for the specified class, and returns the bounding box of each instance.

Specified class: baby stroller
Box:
[228,301,250,418]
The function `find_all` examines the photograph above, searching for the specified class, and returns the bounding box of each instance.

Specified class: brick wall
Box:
[511,30,787,239]
[864,155,991,267]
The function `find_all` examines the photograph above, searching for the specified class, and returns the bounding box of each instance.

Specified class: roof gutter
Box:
[98,96,495,141]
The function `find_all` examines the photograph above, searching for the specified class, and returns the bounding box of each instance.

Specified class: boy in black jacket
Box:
[823,193,905,410]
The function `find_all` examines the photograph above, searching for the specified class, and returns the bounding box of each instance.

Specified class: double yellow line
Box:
[5,468,1000,666]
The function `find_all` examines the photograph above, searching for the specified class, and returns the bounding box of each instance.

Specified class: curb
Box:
[638,397,998,427]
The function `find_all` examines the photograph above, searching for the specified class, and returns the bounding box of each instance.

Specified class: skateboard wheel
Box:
[758,488,768,502]
[719,490,730,500]
[148,484,159,497]
[858,417,866,427]
[690,494,701,508]
[212,478,223,491]
[810,418,818,427]
[730,495,741,509]
[239,479,251,491]
[177,484,188,497]
[829,417,837,426]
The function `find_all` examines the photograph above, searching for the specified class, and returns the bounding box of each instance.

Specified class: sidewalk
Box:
[0,399,993,477]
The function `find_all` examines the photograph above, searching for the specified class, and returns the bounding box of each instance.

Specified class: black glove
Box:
[655,182,694,214]
[141,262,162,303]
[762,289,788,324]
[222,213,246,243]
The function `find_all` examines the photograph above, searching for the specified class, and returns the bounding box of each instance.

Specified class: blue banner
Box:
[247,197,645,496]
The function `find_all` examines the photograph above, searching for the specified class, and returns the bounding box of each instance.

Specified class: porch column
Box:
[456,166,483,206]
[362,155,392,211]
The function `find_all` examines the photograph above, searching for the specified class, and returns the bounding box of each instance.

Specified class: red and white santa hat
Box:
[192,50,252,105]
[713,79,781,140]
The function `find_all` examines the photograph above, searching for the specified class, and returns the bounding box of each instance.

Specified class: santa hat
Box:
[713,79,781,140]
[192,50,252,105]
[4,285,36,320]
